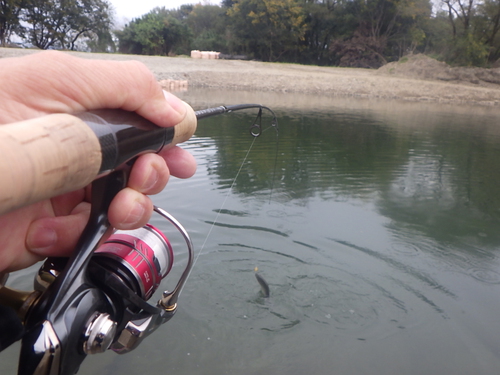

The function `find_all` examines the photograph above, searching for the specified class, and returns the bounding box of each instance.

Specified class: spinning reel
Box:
[1,169,193,375]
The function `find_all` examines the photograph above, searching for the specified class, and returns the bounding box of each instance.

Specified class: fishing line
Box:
[183,105,279,286]
[191,135,258,275]
[261,121,280,203]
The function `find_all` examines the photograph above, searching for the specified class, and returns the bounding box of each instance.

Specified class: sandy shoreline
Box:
[2,48,500,108]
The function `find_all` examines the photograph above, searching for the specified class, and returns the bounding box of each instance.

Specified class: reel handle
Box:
[0,103,197,216]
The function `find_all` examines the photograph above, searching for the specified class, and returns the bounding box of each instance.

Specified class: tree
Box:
[300,0,344,65]
[442,0,475,37]
[64,0,114,50]
[86,29,116,52]
[437,0,492,65]
[474,0,500,61]
[21,0,113,50]
[328,0,431,67]
[0,0,23,46]
[116,7,191,56]
[227,0,307,61]
[21,0,59,49]
[187,4,228,51]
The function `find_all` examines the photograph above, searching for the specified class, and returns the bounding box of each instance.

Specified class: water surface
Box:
[2,90,500,375]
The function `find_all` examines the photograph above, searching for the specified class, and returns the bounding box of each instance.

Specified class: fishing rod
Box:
[0,103,278,375]
[196,104,278,138]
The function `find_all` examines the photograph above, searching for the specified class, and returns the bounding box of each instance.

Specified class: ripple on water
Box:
[467,267,500,284]
[282,270,413,340]
[182,237,446,342]
[390,241,421,256]
[266,209,307,224]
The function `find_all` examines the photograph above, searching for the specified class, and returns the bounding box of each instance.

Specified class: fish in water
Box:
[254,267,270,298]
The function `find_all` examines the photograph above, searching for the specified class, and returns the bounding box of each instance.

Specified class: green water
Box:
[2,90,500,375]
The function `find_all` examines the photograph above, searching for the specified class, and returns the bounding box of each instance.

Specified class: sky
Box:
[110,0,216,22]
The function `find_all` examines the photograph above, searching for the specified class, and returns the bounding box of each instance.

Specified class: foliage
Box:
[327,0,432,67]
[226,0,307,61]
[110,0,500,66]
[433,0,500,65]
[475,0,500,63]
[86,29,116,52]
[5,0,500,66]
[19,0,112,50]
[447,33,490,66]
[116,7,191,56]
[330,30,388,68]
[0,0,23,46]
[299,0,348,65]
[187,4,228,52]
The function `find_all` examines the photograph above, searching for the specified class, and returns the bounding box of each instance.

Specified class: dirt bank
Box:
[2,48,500,107]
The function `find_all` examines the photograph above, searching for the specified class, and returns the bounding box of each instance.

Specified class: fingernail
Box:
[142,166,159,191]
[121,201,146,227]
[27,227,57,254]
[163,90,186,117]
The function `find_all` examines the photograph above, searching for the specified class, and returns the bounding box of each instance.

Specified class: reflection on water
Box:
[2,90,500,375]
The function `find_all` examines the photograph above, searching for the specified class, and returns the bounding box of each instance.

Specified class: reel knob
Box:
[83,312,117,354]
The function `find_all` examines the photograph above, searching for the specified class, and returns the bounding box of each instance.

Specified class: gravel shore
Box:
[3,48,500,108]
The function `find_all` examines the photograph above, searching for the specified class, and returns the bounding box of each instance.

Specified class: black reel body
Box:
[0,170,193,375]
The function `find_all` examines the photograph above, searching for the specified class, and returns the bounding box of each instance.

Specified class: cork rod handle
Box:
[0,105,197,216]
[0,114,101,216]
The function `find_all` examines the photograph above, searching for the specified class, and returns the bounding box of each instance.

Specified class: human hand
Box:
[0,51,197,273]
